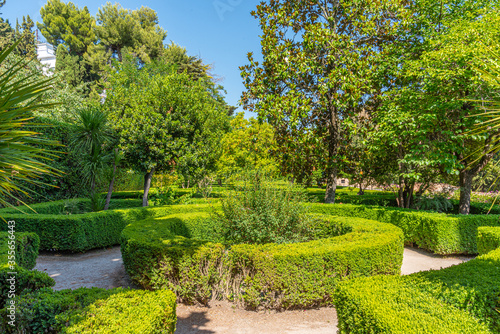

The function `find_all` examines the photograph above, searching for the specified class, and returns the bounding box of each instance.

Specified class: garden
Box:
[2,0,500,333]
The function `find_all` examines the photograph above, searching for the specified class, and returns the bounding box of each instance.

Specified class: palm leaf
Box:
[0,40,61,212]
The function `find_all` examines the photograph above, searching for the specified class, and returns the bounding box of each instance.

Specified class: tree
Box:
[38,0,96,56]
[55,44,86,89]
[216,112,278,180]
[0,42,59,209]
[0,18,13,50]
[70,107,112,193]
[383,7,500,213]
[96,3,166,63]
[241,0,407,203]
[15,16,36,58]
[104,58,230,206]
[162,42,210,79]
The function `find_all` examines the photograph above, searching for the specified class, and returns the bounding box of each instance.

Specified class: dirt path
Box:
[34,246,474,334]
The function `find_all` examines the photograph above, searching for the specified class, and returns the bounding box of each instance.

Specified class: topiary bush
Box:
[121,205,404,309]
[0,287,177,333]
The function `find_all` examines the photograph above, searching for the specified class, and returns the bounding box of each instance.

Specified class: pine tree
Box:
[0,18,13,50]
[38,0,96,56]
[15,15,36,58]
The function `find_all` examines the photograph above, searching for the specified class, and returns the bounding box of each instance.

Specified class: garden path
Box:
[34,246,474,334]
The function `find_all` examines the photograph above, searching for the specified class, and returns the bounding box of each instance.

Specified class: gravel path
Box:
[34,246,474,334]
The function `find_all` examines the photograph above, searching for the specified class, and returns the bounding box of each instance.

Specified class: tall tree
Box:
[96,3,166,63]
[38,0,96,56]
[15,16,36,58]
[162,42,210,79]
[0,18,13,50]
[104,57,230,206]
[216,112,278,180]
[370,3,500,213]
[241,0,407,203]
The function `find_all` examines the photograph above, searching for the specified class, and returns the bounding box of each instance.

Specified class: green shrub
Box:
[334,276,490,333]
[334,228,500,333]
[215,178,316,244]
[0,232,54,307]
[1,287,177,334]
[121,207,403,309]
[0,204,212,252]
[310,203,500,254]
[477,226,500,255]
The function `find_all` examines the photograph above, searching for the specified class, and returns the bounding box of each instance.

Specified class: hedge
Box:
[0,204,212,252]
[477,226,500,255]
[0,287,177,333]
[310,203,500,254]
[334,228,500,333]
[0,232,55,307]
[121,207,404,309]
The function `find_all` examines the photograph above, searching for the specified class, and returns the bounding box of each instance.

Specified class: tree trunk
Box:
[397,177,414,209]
[104,162,117,211]
[458,170,474,215]
[324,166,338,204]
[142,167,155,207]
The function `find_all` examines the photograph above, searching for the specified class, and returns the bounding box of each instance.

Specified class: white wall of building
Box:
[36,43,56,75]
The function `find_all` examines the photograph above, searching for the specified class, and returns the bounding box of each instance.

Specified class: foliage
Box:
[121,207,403,308]
[0,43,60,209]
[366,4,500,213]
[1,287,177,334]
[412,194,453,213]
[14,16,36,58]
[334,275,490,334]
[162,42,210,79]
[96,3,166,63]
[0,18,14,50]
[104,57,230,205]
[38,0,97,56]
[241,0,408,203]
[216,112,278,180]
[310,202,500,255]
[0,232,55,307]
[477,226,500,255]
[70,105,115,211]
[149,186,194,206]
[214,175,316,245]
[335,231,500,333]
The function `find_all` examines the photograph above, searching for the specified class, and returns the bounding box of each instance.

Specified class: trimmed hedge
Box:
[0,232,55,307]
[310,203,500,254]
[477,226,500,255]
[3,199,498,255]
[334,228,500,333]
[0,287,177,333]
[121,207,404,309]
[0,204,211,252]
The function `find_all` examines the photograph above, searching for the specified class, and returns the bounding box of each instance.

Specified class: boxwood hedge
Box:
[0,232,54,307]
[310,203,500,254]
[120,206,404,309]
[334,228,500,333]
[0,287,177,333]
[0,204,212,252]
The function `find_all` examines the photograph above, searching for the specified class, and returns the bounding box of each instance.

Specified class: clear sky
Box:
[3,0,263,117]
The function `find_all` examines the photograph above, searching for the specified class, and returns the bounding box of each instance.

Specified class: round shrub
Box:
[214,178,317,245]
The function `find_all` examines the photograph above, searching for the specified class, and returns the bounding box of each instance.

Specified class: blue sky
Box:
[3,0,263,117]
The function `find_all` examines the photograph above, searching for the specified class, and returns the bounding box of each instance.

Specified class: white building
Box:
[36,43,56,75]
